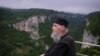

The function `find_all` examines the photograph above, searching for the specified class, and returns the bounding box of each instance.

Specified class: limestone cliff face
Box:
[13,15,50,40]
[82,18,99,48]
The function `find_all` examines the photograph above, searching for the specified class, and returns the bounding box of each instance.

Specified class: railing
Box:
[75,41,100,56]
[75,41,100,47]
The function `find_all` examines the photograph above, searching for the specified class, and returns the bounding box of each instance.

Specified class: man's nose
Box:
[52,26,54,31]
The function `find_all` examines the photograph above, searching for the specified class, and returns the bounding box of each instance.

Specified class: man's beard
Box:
[51,32,62,43]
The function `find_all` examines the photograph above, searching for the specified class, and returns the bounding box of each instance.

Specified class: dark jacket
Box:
[44,35,76,56]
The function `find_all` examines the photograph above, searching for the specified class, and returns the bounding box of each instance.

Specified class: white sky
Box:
[0,0,100,14]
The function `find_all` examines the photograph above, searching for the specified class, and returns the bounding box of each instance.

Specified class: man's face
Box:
[51,23,65,43]
[52,23,62,33]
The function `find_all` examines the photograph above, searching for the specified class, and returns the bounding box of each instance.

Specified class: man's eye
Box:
[54,25,57,27]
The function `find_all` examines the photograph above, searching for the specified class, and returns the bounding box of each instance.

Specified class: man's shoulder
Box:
[61,35,74,41]
[59,35,75,46]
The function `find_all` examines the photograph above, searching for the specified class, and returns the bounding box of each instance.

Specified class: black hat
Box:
[54,18,68,28]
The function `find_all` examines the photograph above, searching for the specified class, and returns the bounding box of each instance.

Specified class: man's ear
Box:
[65,28,69,33]
[61,25,66,31]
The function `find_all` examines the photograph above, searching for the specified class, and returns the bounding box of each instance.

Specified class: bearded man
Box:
[40,18,76,56]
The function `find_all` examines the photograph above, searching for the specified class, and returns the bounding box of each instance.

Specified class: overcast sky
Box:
[0,0,100,14]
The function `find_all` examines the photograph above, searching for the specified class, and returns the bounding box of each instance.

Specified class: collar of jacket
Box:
[61,33,68,40]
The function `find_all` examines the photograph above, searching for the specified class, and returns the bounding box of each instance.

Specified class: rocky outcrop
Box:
[13,15,50,40]
[82,18,99,48]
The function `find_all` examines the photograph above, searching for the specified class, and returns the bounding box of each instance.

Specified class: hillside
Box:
[0,7,86,56]
[87,11,100,37]
[80,11,100,56]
